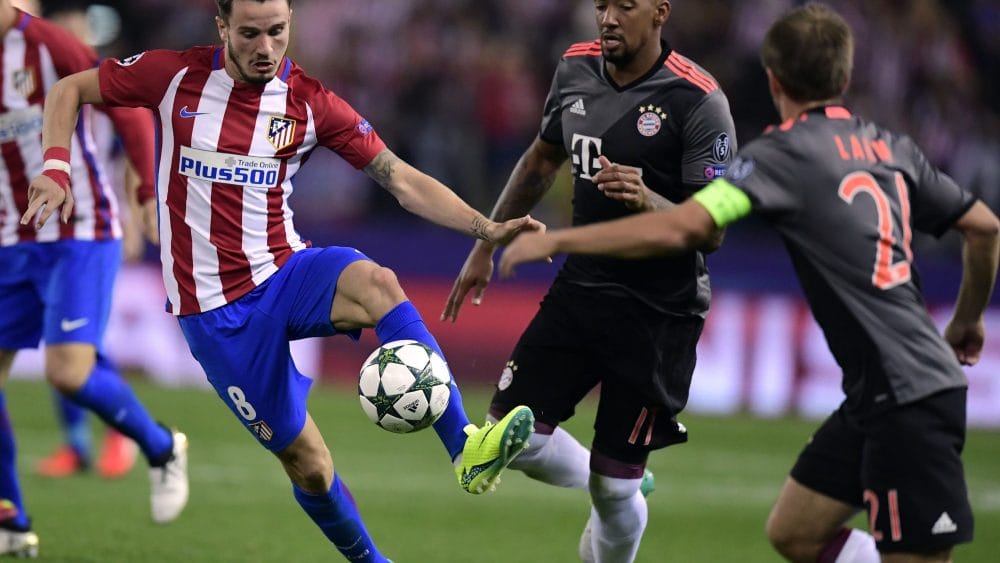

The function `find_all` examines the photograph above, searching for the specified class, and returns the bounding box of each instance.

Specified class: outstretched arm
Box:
[480,137,568,233]
[364,147,544,245]
[498,177,750,277]
[441,137,566,321]
[499,198,719,278]
[944,200,1000,366]
[20,69,104,228]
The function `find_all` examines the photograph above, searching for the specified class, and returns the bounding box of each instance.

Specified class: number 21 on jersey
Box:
[838,171,913,290]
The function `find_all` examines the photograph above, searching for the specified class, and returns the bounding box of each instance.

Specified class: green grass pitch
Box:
[7,378,999,562]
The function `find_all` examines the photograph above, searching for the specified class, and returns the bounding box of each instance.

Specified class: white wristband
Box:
[42,159,71,174]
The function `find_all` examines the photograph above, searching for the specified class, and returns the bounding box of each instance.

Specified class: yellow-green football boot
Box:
[455,406,534,494]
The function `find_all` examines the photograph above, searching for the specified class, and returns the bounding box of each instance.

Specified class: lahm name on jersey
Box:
[832,134,894,164]
[179,145,281,189]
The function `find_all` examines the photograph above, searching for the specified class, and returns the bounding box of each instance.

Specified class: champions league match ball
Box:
[358,340,452,433]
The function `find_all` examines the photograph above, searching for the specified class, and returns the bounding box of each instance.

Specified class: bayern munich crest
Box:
[636,105,667,137]
[266,115,296,151]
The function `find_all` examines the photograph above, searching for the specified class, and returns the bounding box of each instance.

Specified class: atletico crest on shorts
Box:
[11,69,35,99]
[249,420,274,441]
[266,116,296,151]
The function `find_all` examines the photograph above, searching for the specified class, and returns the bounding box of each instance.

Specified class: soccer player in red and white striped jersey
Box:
[0,0,188,555]
[24,1,540,560]
[12,0,141,484]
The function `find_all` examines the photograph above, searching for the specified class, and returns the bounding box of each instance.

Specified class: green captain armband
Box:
[692,179,752,227]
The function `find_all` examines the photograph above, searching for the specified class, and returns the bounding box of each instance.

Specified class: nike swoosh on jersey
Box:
[60,318,89,332]
[178,106,207,118]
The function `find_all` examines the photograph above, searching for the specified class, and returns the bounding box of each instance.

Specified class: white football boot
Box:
[0,527,38,558]
[150,430,189,524]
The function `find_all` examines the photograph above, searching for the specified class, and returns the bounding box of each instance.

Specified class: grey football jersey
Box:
[727,106,975,416]
[541,40,736,315]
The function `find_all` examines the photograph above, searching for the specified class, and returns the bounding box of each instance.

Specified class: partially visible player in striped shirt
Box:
[11,0,142,484]
[23,1,540,561]
[500,4,999,562]
[0,0,190,556]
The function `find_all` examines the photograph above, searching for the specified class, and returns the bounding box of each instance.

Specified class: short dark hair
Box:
[760,3,853,103]
[216,0,292,20]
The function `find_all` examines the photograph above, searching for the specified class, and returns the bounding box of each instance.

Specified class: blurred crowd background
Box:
[28,0,1000,295]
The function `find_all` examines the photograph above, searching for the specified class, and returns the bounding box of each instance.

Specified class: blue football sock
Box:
[293,474,388,562]
[69,354,172,463]
[53,390,90,462]
[0,393,29,529]
[375,301,469,460]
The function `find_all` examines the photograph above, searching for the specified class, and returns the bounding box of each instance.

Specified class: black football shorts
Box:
[490,282,703,465]
[790,387,973,553]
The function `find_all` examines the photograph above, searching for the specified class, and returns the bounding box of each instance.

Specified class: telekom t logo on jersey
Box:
[571,134,602,179]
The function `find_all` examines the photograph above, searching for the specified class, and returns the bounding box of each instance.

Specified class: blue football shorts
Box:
[178,246,369,452]
[0,239,122,350]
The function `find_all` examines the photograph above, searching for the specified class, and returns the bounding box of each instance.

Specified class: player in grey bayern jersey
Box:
[498,4,999,562]
[728,110,974,416]
[444,1,736,561]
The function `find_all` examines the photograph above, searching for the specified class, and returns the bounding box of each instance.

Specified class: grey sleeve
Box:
[681,90,738,190]
[901,136,976,237]
[727,141,802,220]
[538,64,564,145]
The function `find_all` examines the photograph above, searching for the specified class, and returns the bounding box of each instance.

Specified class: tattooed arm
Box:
[479,137,567,245]
[363,148,543,244]
[441,136,567,321]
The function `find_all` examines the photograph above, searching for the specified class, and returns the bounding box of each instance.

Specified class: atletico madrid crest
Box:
[11,69,35,99]
[266,115,296,151]
[249,420,274,441]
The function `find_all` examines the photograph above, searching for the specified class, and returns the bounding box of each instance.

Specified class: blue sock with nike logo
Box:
[70,353,172,464]
[293,474,388,562]
[375,301,469,460]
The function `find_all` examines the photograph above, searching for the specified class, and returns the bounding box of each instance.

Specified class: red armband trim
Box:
[43,147,71,163]
[42,147,72,192]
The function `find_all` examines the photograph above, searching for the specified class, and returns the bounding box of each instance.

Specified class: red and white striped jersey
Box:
[98,46,387,315]
[0,10,125,245]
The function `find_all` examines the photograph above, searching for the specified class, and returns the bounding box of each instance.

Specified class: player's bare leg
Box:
[43,343,94,394]
[275,413,333,493]
[767,477,874,562]
[277,413,389,562]
[329,261,405,330]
